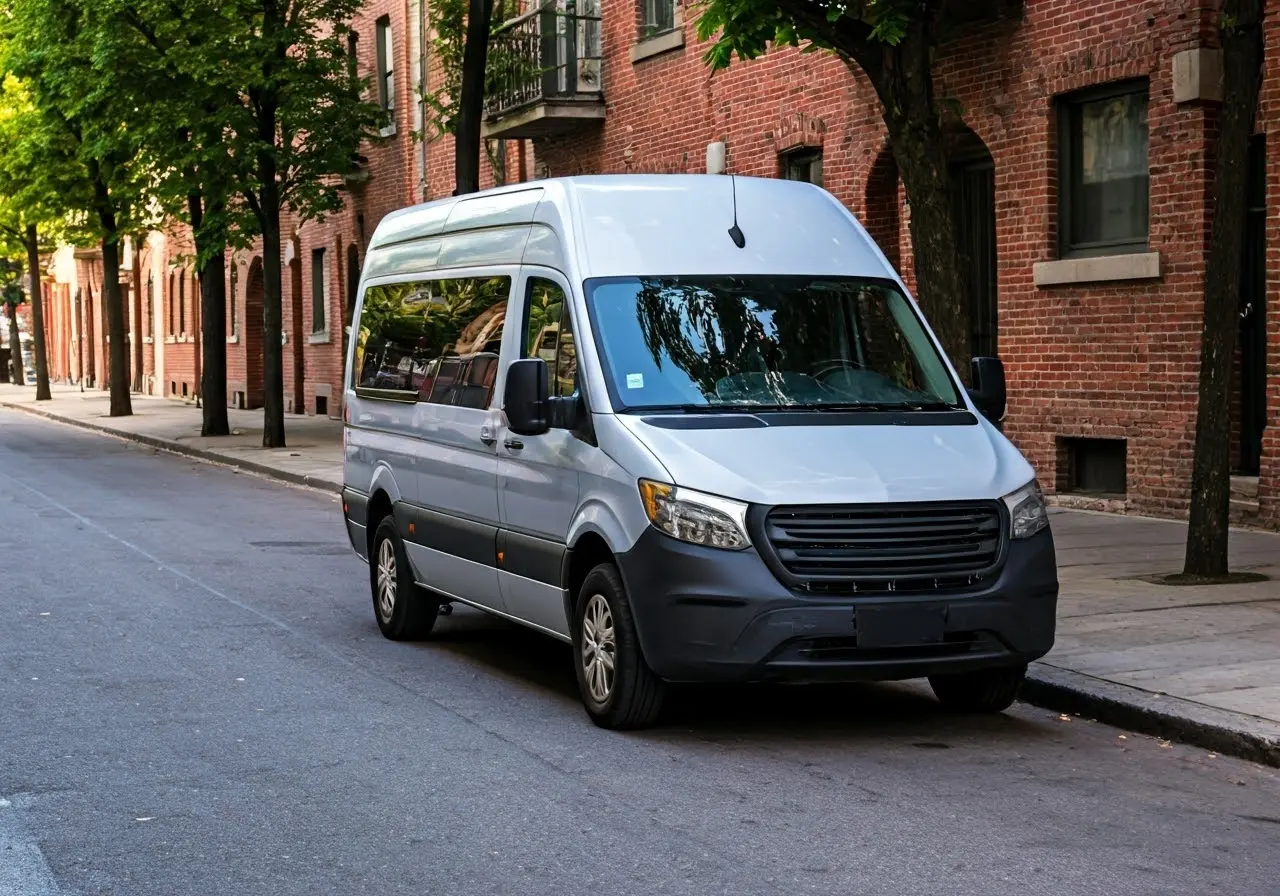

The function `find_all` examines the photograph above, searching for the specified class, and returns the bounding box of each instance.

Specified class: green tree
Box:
[4,0,157,417]
[455,0,497,195]
[232,0,383,448]
[108,0,263,436]
[1182,0,1266,580]
[0,74,85,400]
[423,0,523,189]
[696,0,980,372]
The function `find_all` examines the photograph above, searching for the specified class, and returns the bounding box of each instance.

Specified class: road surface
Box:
[1,409,1277,896]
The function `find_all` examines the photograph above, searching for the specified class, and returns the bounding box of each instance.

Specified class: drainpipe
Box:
[418,0,430,201]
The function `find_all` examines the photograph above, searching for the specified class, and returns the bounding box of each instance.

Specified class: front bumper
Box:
[615,526,1059,684]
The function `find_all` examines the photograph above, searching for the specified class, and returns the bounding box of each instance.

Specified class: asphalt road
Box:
[2,409,1278,896]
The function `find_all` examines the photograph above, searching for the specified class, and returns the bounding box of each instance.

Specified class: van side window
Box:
[523,278,576,398]
[353,275,511,408]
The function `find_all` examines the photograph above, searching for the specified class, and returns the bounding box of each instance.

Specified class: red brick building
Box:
[31,0,1280,530]
[473,0,1279,527]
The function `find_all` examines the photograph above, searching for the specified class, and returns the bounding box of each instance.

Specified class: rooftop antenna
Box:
[727,175,746,249]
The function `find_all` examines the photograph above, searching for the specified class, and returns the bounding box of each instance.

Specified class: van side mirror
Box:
[968,357,1006,423]
[504,358,550,435]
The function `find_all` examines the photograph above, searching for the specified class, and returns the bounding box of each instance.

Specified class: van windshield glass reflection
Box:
[583,276,962,411]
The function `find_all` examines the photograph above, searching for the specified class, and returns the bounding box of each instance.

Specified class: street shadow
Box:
[425,607,1054,746]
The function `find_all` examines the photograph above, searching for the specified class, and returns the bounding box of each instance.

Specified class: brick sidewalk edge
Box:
[1023,663,1280,768]
[8,397,1280,766]
[0,399,342,496]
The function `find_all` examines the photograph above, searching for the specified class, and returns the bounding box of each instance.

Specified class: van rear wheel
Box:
[573,563,665,730]
[370,516,439,641]
[928,664,1026,714]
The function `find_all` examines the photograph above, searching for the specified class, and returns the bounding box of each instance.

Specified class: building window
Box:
[642,0,676,36]
[145,274,154,334]
[178,272,185,334]
[375,16,394,115]
[1058,437,1127,497]
[167,273,175,335]
[782,148,823,188]
[1057,79,1149,257]
[311,248,327,334]
[346,30,359,83]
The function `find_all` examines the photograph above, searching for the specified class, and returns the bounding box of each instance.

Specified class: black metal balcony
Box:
[483,0,604,140]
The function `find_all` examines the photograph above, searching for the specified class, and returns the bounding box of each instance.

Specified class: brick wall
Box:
[509,0,1278,526]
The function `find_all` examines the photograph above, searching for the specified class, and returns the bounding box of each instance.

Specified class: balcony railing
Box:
[484,0,604,139]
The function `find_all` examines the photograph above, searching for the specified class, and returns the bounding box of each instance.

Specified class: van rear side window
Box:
[353,275,511,408]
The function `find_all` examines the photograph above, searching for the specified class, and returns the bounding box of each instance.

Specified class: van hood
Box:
[616,413,1035,507]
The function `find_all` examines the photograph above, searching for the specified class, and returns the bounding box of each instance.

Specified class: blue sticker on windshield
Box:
[626,373,645,389]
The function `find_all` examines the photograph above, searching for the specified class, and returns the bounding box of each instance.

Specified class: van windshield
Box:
[582,275,963,412]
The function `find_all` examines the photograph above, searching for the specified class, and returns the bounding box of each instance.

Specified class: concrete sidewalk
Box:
[3,381,1278,765]
[0,383,343,491]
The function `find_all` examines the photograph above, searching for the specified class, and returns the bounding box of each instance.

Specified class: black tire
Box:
[928,664,1026,714]
[370,515,439,641]
[573,563,666,730]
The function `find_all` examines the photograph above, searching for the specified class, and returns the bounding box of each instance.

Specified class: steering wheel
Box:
[810,359,864,382]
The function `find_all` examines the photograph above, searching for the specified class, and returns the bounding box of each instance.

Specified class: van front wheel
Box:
[370,516,439,641]
[928,664,1026,714]
[573,564,665,730]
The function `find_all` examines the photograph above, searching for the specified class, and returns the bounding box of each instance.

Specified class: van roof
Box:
[367,174,895,281]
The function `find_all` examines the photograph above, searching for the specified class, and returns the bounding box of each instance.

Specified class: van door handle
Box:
[479,424,496,446]
[504,438,524,451]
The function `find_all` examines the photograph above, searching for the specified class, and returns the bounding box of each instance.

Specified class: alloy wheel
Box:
[581,593,616,703]
[376,537,397,623]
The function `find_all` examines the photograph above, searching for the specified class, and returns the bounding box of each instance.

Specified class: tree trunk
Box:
[190,188,230,437]
[25,224,51,400]
[258,162,286,448]
[131,235,144,392]
[862,25,970,378]
[101,235,132,417]
[1183,0,1265,578]
[455,0,495,195]
[5,300,22,386]
[75,289,85,387]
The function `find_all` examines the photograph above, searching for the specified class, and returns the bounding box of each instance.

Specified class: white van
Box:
[341,175,1058,729]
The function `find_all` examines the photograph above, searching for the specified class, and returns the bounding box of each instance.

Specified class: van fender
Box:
[367,462,405,511]
[566,497,635,555]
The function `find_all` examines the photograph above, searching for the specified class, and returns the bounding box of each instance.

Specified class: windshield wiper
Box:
[798,401,964,412]
[631,403,790,414]
[633,401,964,414]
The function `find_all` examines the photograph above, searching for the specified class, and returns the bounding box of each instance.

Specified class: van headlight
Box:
[1002,479,1049,540]
[638,480,750,550]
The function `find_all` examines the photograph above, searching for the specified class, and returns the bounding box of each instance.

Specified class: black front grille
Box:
[760,501,1004,595]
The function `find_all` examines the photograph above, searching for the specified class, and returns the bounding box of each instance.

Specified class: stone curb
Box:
[0,399,343,496]
[1023,662,1280,768]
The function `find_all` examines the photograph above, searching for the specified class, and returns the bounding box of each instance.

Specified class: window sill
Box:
[379,122,397,138]
[143,336,154,344]
[227,335,240,344]
[164,336,177,344]
[1033,251,1161,287]
[631,28,684,63]
[308,332,331,345]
